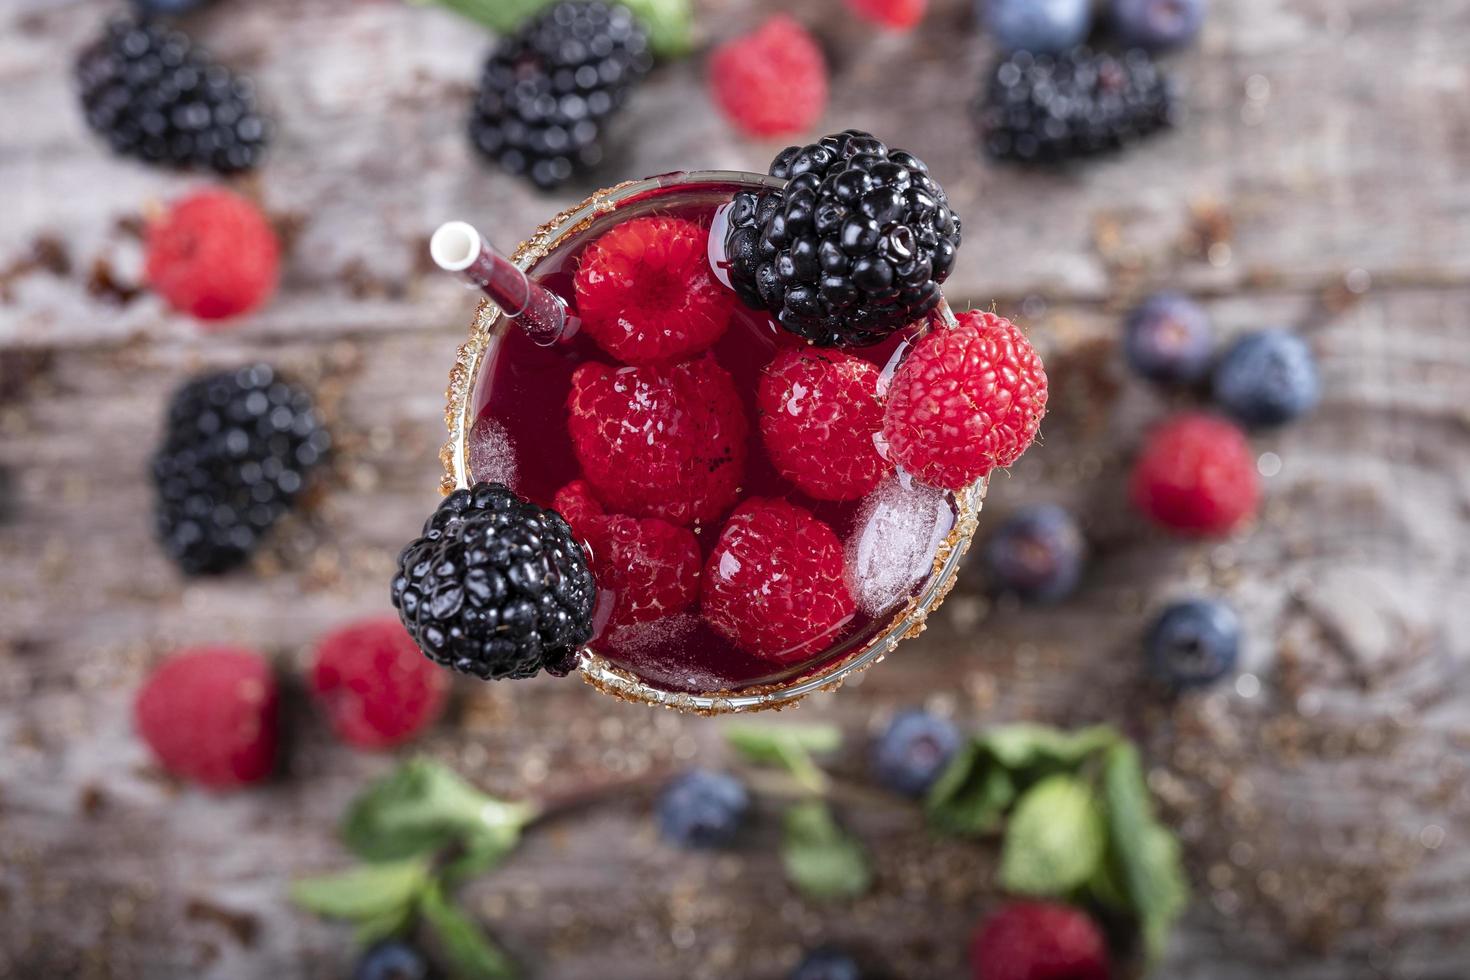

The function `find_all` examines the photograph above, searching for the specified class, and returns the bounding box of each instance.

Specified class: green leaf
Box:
[781,801,871,902]
[291,858,428,922]
[925,742,1016,836]
[414,0,694,58]
[1085,847,1132,914]
[442,829,522,885]
[980,724,1119,773]
[343,759,535,864]
[411,0,546,34]
[725,723,842,795]
[1101,743,1188,964]
[420,882,517,980]
[620,0,694,57]
[998,775,1106,896]
[355,901,418,946]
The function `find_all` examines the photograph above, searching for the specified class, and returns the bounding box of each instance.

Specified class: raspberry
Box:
[758,349,892,501]
[134,647,278,790]
[567,355,748,527]
[553,478,606,542]
[1129,412,1259,535]
[882,311,1048,490]
[555,483,703,632]
[847,0,927,30]
[574,216,735,365]
[146,189,280,322]
[709,16,827,138]
[701,498,855,663]
[310,618,449,750]
[970,901,1110,980]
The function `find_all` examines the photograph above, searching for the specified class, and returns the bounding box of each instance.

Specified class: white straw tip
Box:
[430,221,481,273]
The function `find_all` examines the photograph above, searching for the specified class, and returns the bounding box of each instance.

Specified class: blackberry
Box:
[151,365,330,575]
[722,130,962,348]
[391,483,595,681]
[976,47,1177,165]
[75,19,269,174]
[469,1,651,191]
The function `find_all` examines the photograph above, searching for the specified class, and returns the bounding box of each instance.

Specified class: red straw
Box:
[430,221,573,346]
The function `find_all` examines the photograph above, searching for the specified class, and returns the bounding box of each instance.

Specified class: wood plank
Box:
[3,0,1469,977]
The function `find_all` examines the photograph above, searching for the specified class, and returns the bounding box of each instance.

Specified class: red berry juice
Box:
[466,180,959,695]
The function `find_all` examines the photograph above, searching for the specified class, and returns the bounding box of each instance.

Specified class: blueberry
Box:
[354,941,431,980]
[131,0,213,13]
[981,504,1086,603]
[1144,598,1240,690]
[790,947,863,980]
[872,710,961,798]
[1211,329,1320,428]
[1121,292,1213,385]
[1110,0,1208,50]
[981,0,1093,54]
[656,770,750,848]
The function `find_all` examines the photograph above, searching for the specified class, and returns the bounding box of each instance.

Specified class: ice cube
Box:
[467,416,518,489]
[846,475,955,617]
[602,613,700,656]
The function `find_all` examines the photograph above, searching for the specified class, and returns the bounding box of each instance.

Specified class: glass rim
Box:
[440,169,985,714]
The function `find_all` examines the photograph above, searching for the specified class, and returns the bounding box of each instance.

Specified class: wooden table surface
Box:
[3,0,1469,977]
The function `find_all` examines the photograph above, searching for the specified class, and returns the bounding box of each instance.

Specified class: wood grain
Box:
[2,0,1469,977]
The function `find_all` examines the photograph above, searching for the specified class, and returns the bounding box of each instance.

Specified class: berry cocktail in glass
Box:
[396,131,1047,713]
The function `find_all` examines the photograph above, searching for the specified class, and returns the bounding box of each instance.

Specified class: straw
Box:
[429,221,572,347]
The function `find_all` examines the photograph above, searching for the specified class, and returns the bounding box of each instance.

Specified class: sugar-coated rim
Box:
[440,170,985,714]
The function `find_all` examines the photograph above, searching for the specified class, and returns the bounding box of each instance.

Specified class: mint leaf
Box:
[1102,743,1187,963]
[291,858,428,922]
[420,882,517,980]
[443,829,522,885]
[980,724,1118,773]
[414,0,544,33]
[925,742,1015,836]
[416,0,693,58]
[355,901,418,945]
[1085,847,1132,913]
[998,775,1106,896]
[343,759,534,863]
[621,0,694,57]
[725,723,843,760]
[726,723,842,794]
[781,801,871,902]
